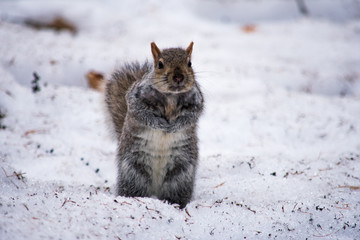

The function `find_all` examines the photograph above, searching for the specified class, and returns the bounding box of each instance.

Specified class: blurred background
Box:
[0,0,359,91]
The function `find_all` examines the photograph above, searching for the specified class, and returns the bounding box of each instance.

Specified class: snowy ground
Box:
[1,0,360,239]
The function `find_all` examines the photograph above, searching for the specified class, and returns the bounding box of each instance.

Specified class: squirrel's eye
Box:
[158,61,164,69]
[188,61,192,67]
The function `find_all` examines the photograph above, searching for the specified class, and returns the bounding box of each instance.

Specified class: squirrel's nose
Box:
[173,74,184,84]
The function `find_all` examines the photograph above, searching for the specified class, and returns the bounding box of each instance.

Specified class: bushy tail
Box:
[105,61,152,139]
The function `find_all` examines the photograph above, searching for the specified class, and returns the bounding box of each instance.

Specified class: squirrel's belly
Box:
[136,128,187,195]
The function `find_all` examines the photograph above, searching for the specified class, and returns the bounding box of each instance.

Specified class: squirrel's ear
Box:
[151,42,162,61]
[186,42,194,57]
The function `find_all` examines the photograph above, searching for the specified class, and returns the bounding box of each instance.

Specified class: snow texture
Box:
[1,0,360,239]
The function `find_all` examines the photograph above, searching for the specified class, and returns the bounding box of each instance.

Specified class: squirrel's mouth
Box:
[168,81,195,93]
[169,85,186,92]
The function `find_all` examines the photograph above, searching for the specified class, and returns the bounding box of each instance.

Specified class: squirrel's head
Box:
[150,42,195,93]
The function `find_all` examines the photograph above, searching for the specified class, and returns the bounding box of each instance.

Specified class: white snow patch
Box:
[1,0,360,239]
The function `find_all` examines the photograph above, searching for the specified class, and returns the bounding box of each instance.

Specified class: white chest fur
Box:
[137,128,187,194]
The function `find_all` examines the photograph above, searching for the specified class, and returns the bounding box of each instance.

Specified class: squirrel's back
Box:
[105,61,152,139]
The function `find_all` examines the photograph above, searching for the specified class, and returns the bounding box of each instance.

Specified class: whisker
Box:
[149,78,168,87]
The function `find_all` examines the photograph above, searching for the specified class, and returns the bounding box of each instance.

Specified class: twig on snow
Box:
[214,182,226,188]
[246,206,256,214]
[23,203,29,211]
[145,206,161,214]
[312,229,340,238]
[23,129,48,137]
[61,198,76,208]
[113,199,132,205]
[196,204,214,208]
[185,208,191,217]
[292,203,298,212]
[338,185,360,190]
[134,198,145,204]
[2,167,27,189]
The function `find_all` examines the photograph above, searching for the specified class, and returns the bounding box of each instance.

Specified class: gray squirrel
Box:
[105,42,204,208]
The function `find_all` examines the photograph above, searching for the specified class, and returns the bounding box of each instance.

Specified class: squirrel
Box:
[105,42,204,208]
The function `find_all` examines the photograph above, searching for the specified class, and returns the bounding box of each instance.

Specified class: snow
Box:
[1,0,360,239]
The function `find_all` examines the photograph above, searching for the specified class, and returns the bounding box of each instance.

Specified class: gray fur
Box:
[106,43,204,208]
